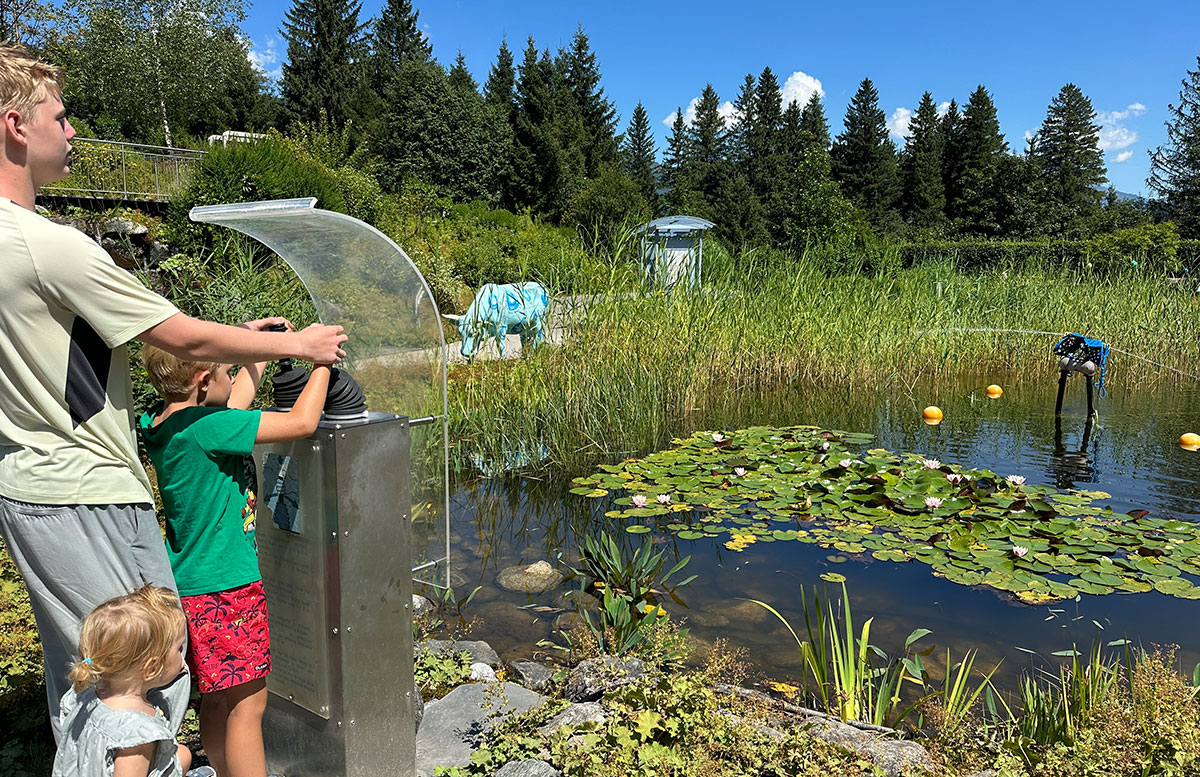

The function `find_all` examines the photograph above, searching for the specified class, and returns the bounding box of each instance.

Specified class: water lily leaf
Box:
[826,555,847,564]
[625,525,651,534]
[819,572,847,583]
[677,530,705,540]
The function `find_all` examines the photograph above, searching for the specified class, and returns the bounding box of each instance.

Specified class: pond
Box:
[438,370,1200,688]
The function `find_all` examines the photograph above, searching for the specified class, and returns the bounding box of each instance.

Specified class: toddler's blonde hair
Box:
[142,343,220,398]
[68,586,186,692]
[0,43,63,120]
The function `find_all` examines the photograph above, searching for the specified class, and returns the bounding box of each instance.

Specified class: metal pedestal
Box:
[253,412,415,777]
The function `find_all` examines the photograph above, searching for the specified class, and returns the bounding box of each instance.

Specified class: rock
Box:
[494,760,561,777]
[966,771,998,777]
[685,610,730,628]
[469,662,497,682]
[496,560,564,594]
[100,236,135,268]
[147,241,172,265]
[856,738,938,777]
[418,639,501,667]
[104,217,148,236]
[509,661,554,692]
[412,594,434,617]
[414,683,424,732]
[536,702,607,737]
[414,682,544,777]
[563,656,644,702]
[722,600,773,624]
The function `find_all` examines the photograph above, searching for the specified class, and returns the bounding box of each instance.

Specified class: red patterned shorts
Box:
[180,580,271,693]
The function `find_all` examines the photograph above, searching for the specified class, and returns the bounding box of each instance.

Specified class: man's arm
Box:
[140,313,347,365]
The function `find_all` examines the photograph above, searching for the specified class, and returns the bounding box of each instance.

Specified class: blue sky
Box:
[243,0,1200,197]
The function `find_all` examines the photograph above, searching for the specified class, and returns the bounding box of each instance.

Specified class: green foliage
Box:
[901,92,946,227]
[621,103,658,210]
[1149,56,1200,238]
[414,649,474,700]
[565,532,695,657]
[280,0,369,128]
[1032,83,1107,237]
[565,167,650,247]
[1085,221,1181,274]
[832,78,900,231]
[0,541,53,777]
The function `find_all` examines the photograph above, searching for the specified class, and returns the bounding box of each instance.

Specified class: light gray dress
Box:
[51,686,183,777]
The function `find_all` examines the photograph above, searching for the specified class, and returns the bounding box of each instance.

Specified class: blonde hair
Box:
[68,586,186,692]
[0,43,63,119]
[142,344,220,398]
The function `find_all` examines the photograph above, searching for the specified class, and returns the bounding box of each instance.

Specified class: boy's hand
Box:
[239,316,294,332]
[297,323,347,364]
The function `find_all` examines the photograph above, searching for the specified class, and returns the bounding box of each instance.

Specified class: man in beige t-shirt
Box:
[0,44,348,741]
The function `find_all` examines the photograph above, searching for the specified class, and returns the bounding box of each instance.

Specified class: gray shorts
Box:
[0,497,190,743]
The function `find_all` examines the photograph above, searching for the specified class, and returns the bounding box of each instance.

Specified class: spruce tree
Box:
[746,66,782,176]
[448,51,477,95]
[1148,56,1200,238]
[663,106,691,200]
[799,92,830,151]
[563,25,618,176]
[1032,83,1106,235]
[779,100,804,158]
[938,98,963,213]
[690,83,726,165]
[483,38,515,115]
[622,102,657,207]
[952,85,1008,234]
[900,91,945,227]
[727,73,756,168]
[831,77,899,229]
[369,0,430,90]
[280,0,368,127]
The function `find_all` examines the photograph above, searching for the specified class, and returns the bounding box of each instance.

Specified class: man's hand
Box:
[295,323,347,364]
[239,316,294,332]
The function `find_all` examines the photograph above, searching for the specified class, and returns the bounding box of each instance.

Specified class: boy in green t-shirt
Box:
[139,339,331,777]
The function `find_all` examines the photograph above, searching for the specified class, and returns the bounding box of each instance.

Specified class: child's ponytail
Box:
[68,656,102,693]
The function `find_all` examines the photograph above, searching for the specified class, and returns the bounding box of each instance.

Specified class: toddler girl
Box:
[52,586,192,777]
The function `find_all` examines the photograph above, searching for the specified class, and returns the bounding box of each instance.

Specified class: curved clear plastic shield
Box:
[191,198,450,588]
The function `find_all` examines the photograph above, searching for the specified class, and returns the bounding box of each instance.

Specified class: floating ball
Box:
[985,384,1003,398]
[922,406,943,421]
[923,417,943,426]
[1180,432,1200,449]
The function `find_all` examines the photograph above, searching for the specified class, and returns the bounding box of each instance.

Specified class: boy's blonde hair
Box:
[68,586,186,692]
[0,43,63,119]
[142,344,220,398]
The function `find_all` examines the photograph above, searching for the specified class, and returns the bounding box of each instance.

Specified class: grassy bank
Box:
[450,248,1200,476]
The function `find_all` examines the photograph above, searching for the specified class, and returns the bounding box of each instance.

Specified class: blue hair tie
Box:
[82,657,92,665]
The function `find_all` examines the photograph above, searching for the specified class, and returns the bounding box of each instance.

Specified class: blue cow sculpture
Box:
[444,282,550,360]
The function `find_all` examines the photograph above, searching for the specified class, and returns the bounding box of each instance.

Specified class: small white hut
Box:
[638,215,715,289]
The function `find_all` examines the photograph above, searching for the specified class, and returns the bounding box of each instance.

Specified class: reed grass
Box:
[449,244,1200,475]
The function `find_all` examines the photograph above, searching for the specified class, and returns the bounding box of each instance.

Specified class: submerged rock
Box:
[497,560,564,593]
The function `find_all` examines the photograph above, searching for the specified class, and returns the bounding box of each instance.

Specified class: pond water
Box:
[438,371,1200,688]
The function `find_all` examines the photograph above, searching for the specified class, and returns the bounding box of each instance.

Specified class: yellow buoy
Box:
[923,417,943,426]
[1180,432,1200,449]
[922,406,943,421]
[985,384,1003,398]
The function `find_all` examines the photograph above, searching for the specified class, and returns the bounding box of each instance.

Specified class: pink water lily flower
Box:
[820,442,831,452]
[839,459,853,468]
[734,467,747,477]
[925,496,943,509]
[656,493,671,505]
[1012,545,1029,558]
[1006,475,1026,486]
[631,495,647,508]
[946,473,963,484]
[922,459,941,470]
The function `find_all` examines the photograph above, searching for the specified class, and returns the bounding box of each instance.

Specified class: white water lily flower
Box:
[1012,545,1029,558]
[734,467,747,477]
[631,495,647,508]
[821,442,831,452]
[925,496,943,509]
[656,493,671,505]
[922,459,941,469]
[1007,475,1026,486]
[946,473,964,484]
[839,459,853,468]
[712,432,727,443]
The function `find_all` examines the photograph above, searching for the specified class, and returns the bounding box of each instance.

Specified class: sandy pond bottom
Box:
[431,372,1200,688]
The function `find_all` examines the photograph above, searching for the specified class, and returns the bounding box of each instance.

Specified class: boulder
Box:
[494,760,561,777]
[508,660,554,692]
[104,217,148,237]
[414,682,544,777]
[469,662,498,682]
[496,560,563,594]
[418,639,500,667]
[412,594,434,617]
[563,656,644,702]
[536,702,607,737]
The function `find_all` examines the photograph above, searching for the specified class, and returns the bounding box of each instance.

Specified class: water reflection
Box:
[442,374,1200,686]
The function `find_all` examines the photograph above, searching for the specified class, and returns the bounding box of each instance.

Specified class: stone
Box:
[414,683,424,732]
[418,639,501,667]
[856,738,938,777]
[508,660,555,692]
[563,656,644,702]
[685,610,730,628]
[722,600,773,624]
[104,217,148,236]
[412,594,434,617]
[414,682,544,777]
[470,662,497,682]
[147,241,172,265]
[536,702,607,737]
[494,760,561,777]
[966,771,998,777]
[496,560,564,594]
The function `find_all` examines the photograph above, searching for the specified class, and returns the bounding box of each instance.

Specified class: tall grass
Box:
[450,244,1200,475]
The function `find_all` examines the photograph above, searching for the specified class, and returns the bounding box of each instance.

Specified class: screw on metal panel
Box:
[340,433,346,439]
[404,602,410,609]
[332,627,339,635]
[345,626,352,633]
[343,530,349,537]
[331,531,337,538]
[349,719,355,726]
[287,694,294,701]
[311,445,318,452]
[337,721,342,728]
[405,690,411,698]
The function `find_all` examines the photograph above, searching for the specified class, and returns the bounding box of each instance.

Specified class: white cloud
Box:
[1096,102,1145,152]
[663,97,741,127]
[887,106,913,140]
[937,101,951,118]
[1115,150,1134,163]
[780,71,824,108]
[247,36,283,85]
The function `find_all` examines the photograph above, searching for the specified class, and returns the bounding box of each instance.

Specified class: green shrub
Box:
[1085,221,1182,274]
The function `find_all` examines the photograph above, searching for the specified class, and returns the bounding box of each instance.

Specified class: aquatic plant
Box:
[570,425,1200,602]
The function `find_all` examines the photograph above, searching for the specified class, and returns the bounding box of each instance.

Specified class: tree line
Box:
[14,0,1200,244]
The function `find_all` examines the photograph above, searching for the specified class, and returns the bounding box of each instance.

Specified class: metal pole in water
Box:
[1054,371,1069,416]
[1085,375,1095,417]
